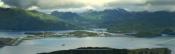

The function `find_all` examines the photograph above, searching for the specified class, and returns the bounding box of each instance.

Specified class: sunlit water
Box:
[0,31,175,54]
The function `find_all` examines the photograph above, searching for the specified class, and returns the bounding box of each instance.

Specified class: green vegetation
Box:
[51,11,104,28]
[68,31,98,37]
[134,32,161,37]
[0,8,82,31]
[161,28,175,35]
[51,9,175,37]
[39,47,171,54]
[1,7,175,37]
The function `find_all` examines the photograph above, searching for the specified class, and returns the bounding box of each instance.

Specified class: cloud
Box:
[0,0,10,8]
[1,0,37,8]
[0,0,4,7]
[1,0,175,12]
[146,0,175,5]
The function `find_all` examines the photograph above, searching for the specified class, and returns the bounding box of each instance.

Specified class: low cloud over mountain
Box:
[1,0,175,12]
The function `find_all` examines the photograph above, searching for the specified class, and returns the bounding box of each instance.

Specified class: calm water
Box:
[0,31,175,54]
[0,32,25,37]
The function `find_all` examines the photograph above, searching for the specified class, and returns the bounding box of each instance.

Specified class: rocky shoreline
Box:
[0,38,23,47]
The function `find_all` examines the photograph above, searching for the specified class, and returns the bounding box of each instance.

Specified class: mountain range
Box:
[0,7,175,36]
[0,8,82,31]
[51,9,175,37]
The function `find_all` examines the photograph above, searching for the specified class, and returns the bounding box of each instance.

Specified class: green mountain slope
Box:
[51,11,105,28]
[51,9,175,37]
[0,8,82,31]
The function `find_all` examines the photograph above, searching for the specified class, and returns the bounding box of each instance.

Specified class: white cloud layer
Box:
[1,0,175,12]
[0,0,9,8]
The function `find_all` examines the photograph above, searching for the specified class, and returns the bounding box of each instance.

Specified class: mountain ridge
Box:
[0,8,82,31]
[51,8,175,37]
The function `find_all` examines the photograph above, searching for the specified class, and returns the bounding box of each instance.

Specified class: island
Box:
[38,47,171,54]
[23,30,115,40]
[1,29,174,48]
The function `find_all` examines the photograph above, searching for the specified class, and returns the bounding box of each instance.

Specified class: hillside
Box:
[102,10,175,36]
[51,9,175,37]
[39,47,171,54]
[51,11,100,28]
[0,8,82,31]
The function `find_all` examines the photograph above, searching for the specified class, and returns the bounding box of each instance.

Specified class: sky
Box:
[1,0,175,12]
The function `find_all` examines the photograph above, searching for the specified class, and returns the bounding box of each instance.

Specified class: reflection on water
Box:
[0,31,175,54]
[0,37,175,54]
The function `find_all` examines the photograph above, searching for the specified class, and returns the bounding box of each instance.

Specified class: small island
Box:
[23,30,115,40]
[1,29,175,48]
[67,31,99,37]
